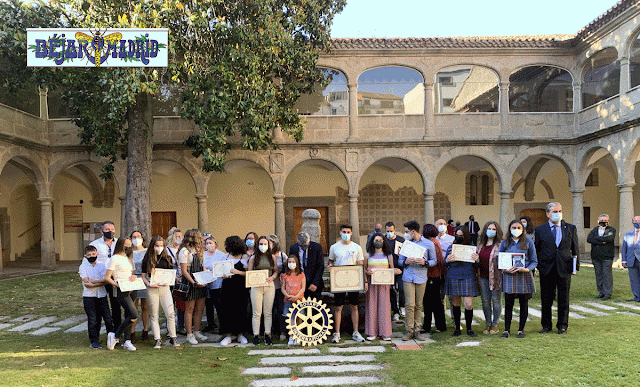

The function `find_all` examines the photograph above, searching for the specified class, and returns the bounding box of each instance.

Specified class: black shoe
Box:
[264,335,272,346]
[516,331,525,338]
[601,295,611,300]
[466,330,476,337]
[595,294,604,299]
[253,336,260,345]
[626,298,638,302]
[90,342,103,349]
[557,328,567,334]
[500,331,510,338]
[539,327,552,334]
[452,330,461,337]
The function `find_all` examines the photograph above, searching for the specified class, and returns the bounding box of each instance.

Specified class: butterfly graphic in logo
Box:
[75,28,122,67]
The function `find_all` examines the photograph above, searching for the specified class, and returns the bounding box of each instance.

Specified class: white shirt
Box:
[89,236,118,266]
[437,233,455,253]
[107,254,134,284]
[78,261,107,298]
[203,250,228,290]
[328,241,364,266]
[179,248,194,266]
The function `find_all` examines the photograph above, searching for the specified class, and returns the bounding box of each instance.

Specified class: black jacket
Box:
[289,242,324,291]
[587,226,616,260]
[534,220,580,277]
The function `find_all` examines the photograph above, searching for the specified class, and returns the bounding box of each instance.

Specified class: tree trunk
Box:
[124,92,153,240]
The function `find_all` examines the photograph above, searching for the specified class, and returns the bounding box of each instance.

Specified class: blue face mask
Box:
[386,232,394,239]
[634,222,640,229]
[551,212,562,223]
[486,230,496,238]
[246,239,255,248]
[374,228,381,233]
[341,233,351,242]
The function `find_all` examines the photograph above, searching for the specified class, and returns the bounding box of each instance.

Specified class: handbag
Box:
[172,277,190,296]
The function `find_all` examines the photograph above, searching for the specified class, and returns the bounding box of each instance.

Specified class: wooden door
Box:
[519,208,547,230]
[293,207,329,254]
[151,211,177,238]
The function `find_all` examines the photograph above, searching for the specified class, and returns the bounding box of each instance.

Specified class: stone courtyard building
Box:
[2,1,640,269]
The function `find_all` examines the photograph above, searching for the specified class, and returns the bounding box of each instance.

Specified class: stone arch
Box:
[152,150,202,192]
[505,147,577,190]
[433,63,501,82]
[433,64,501,113]
[358,64,426,83]
[432,149,504,193]
[283,150,349,192]
[48,155,125,199]
[508,64,574,112]
[622,134,640,185]
[578,145,619,186]
[509,63,575,84]
[357,65,425,115]
[355,151,428,194]
[225,150,273,190]
[0,147,47,192]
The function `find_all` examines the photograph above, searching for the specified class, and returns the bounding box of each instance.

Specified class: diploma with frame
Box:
[498,252,526,270]
[330,265,364,292]
[246,269,269,288]
[370,268,395,285]
[212,260,234,278]
[150,268,176,286]
[450,244,476,263]
[193,270,216,285]
[398,240,426,259]
[118,277,146,292]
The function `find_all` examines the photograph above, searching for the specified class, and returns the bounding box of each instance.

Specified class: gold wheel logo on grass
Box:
[286,297,333,346]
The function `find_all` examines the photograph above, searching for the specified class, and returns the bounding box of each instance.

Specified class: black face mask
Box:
[454,236,464,244]
[373,240,384,249]
[599,222,608,227]
[86,256,97,263]
[103,231,114,240]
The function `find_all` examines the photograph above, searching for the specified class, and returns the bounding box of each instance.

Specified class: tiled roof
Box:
[330,1,640,51]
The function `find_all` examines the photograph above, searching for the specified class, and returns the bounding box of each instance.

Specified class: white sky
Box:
[330,0,621,38]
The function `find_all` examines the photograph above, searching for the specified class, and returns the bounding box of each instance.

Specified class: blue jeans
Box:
[478,277,501,326]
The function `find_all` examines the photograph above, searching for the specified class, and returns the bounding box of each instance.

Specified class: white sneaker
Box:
[331,332,340,343]
[352,331,365,342]
[220,336,232,346]
[393,313,400,322]
[238,334,248,344]
[382,336,392,341]
[366,336,376,341]
[154,339,162,349]
[107,332,116,350]
[400,307,406,317]
[287,337,297,346]
[194,331,208,341]
[187,333,198,345]
[164,337,180,347]
[123,340,136,351]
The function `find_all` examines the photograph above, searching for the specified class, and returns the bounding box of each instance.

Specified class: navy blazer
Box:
[289,242,324,291]
[534,220,580,277]
[621,229,640,267]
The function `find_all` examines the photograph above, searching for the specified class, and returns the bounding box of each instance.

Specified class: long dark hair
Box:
[253,236,275,271]
[143,236,172,274]
[504,220,529,251]
[366,232,392,256]
[113,238,132,259]
[478,221,503,248]
[456,226,472,245]
[519,215,534,234]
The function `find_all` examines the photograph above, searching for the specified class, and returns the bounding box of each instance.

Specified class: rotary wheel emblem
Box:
[286,297,333,346]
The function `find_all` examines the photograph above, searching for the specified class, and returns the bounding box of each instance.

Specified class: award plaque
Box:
[370,268,395,285]
[330,265,364,292]
[246,269,269,288]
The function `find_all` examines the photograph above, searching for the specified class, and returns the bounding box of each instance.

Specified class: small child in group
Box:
[78,245,114,349]
[280,255,306,346]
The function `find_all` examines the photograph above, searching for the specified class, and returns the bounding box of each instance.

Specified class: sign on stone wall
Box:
[63,205,83,233]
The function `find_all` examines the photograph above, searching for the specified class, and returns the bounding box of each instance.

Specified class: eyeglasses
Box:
[203,233,211,237]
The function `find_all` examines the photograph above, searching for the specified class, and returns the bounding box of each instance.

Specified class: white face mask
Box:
[175,238,183,245]
[154,246,164,255]
[288,262,296,270]
[404,232,412,240]
[258,244,268,253]
[437,224,447,233]
[511,229,523,238]
[132,238,142,247]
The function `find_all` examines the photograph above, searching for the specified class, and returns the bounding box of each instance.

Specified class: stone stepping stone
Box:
[339,339,375,345]
[243,367,291,375]
[260,354,376,366]
[52,315,86,327]
[65,323,87,333]
[10,315,36,322]
[612,302,640,311]
[8,317,57,332]
[583,302,617,311]
[456,341,481,347]
[328,346,385,353]
[0,323,14,330]
[526,307,542,318]
[569,305,608,316]
[249,348,321,356]
[0,316,8,321]
[617,311,637,316]
[546,305,586,319]
[251,376,381,387]
[302,364,384,374]
[30,327,61,336]
[193,342,256,348]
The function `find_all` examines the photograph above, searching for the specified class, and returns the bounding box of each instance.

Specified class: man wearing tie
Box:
[534,202,579,334]
[464,216,480,245]
[289,232,324,300]
[621,216,640,302]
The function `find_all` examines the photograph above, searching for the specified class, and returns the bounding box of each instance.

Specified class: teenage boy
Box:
[79,245,114,349]
[328,224,365,343]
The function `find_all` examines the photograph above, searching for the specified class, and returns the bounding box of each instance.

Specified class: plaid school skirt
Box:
[444,277,479,297]
[502,271,535,295]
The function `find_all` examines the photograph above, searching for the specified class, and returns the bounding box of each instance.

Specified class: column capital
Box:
[195,193,208,201]
[570,188,585,194]
[499,81,509,89]
[423,82,434,90]
[119,195,126,202]
[620,56,630,65]
[38,196,54,203]
[347,83,358,89]
[497,190,512,197]
[273,193,285,202]
[348,193,359,201]
[423,191,436,198]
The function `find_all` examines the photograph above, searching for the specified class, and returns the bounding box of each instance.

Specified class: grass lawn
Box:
[1,266,639,386]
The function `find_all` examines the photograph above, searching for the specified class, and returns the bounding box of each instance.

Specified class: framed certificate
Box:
[118,277,146,292]
[330,265,364,292]
[246,269,269,288]
[193,270,216,285]
[451,244,475,263]
[498,253,526,270]
[150,268,176,286]
[394,241,403,256]
[399,240,426,259]
[212,260,234,278]
[371,268,395,285]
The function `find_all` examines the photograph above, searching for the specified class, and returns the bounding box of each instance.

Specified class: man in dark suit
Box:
[289,232,324,300]
[586,213,616,300]
[534,202,579,334]
[464,215,480,245]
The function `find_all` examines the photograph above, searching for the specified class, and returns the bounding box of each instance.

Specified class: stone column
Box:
[195,193,209,233]
[571,189,586,255]
[620,56,631,119]
[348,83,359,141]
[618,183,635,247]
[119,196,126,236]
[423,192,435,225]
[423,82,434,139]
[39,196,55,269]
[573,82,582,112]
[499,81,510,136]
[274,194,286,247]
[499,191,512,229]
[348,193,360,244]
[38,87,48,120]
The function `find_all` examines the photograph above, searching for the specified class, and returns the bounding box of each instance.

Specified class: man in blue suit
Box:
[534,202,579,334]
[621,215,640,302]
